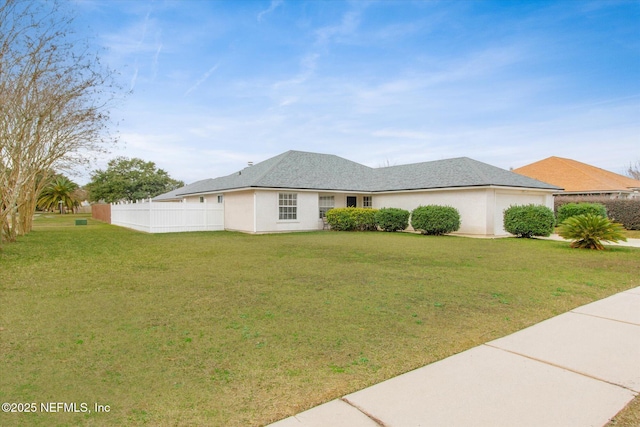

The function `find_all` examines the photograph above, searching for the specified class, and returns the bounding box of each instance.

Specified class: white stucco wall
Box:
[254,190,321,233]
[373,187,555,236]
[183,194,222,204]
[181,189,371,233]
[373,188,490,235]
[178,186,554,235]
[224,190,255,232]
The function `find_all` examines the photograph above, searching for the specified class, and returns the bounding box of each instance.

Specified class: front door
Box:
[346,196,357,207]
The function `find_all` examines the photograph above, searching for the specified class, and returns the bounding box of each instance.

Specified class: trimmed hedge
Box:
[410,205,460,235]
[325,207,378,231]
[374,207,410,232]
[555,196,640,230]
[556,202,607,224]
[605,199,640,230]
[503,204,555,238]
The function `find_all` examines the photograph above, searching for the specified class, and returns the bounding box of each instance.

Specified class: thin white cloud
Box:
[272,53,319,89]
[314,8,362,46]
[129,60,139,91]
[278,97,299,107]
[257,0,283,22]
[184,63,220,96]
[137,9,151,48]
[151,42,163,80]
[270,5,366,100]
[100,3,164,91]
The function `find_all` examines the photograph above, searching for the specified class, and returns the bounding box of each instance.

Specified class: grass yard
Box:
[1,214,638,426]
[624,228,640,239]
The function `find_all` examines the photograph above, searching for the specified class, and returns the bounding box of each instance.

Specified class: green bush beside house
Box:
[325,208,378,231]
[410,205,461,235]
[503,204,555,238]
[374,208,410,232]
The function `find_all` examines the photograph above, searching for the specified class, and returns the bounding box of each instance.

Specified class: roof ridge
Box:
[461,157,491,183]
[376,156,470,170]
[247,150,294,185]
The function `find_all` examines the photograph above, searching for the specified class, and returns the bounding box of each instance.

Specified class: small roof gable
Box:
[156,151,560,200]
[153,178,214,201]
[246,150,374,191]
[513,156,640,193]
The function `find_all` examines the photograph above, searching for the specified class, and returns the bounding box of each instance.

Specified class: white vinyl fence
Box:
[111,200,224,233]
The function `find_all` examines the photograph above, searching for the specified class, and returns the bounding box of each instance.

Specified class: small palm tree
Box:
[37,176,80,213]
[557,214,627,250]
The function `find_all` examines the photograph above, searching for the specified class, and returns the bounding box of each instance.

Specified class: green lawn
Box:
[1,214,638,426]
[624,228,640,239]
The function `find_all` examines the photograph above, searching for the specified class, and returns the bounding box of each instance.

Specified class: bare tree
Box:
[0,0,119,245]
[377,159,397,168]
[626,161,640,181]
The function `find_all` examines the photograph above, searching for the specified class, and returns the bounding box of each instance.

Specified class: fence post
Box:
[149,197,153,233]
[179,198,184,231]
[203,198,207,230]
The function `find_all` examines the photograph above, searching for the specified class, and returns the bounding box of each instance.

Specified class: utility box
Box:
[75,219,88,226]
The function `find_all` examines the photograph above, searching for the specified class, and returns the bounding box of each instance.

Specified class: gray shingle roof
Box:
[155,150,560,200]
[372,157,561,191]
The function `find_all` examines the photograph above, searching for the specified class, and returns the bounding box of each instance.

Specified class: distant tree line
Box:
[86,157,184,203]
[31,157,184,213]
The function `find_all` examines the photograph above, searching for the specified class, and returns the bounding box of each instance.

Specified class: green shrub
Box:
[556,202,607,224]
[374,208,410,232]
[325,208,378,231]
[557,214,627,250]
[352,208,378,231]
[325,208,354,231]
[555,196,640,230]
[410,205,461,235]
[503,204,555,238]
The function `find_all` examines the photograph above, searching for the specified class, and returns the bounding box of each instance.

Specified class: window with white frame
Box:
[363,196,372,208]
[199,196,205,203]
[279,193,297,220]
[319,195,335,218]
[217,194,224,203]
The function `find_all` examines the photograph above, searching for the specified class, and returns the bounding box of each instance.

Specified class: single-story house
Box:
[513,156,640,199]
[155,150,560,236]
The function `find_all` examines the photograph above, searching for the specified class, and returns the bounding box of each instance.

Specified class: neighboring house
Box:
[513,156,640,199]
[155,150,560,236]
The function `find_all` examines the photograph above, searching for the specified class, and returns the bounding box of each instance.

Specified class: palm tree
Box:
[37,176,80,213]
[557,214,627,250]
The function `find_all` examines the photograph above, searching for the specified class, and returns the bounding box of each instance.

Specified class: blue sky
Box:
[73,0,640,184]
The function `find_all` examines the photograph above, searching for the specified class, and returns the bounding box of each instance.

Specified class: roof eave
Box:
[556,189,634,195]
[173,183,560,196]
[372,184,560,193]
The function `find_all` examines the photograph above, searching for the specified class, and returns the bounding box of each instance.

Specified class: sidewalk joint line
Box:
[340,397,387,427]
[568,310,640,327]
[483,344,638,393]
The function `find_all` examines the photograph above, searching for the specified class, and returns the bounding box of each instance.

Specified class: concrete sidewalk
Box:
[268,286,640,427]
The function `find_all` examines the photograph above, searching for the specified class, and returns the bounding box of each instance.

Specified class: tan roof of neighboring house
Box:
[513,156,640,194]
